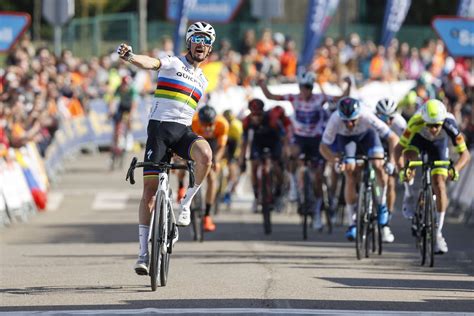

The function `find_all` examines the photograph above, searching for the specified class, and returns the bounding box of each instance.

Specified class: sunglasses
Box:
[426,123,443,128]
[343,119,357,124]
[300,84,314,90]
[190,35,212,46]
[378,114,394,123]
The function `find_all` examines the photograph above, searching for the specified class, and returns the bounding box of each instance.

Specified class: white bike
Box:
[126,156,195,291]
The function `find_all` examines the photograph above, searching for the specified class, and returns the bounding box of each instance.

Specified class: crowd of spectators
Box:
[1,27,473,161]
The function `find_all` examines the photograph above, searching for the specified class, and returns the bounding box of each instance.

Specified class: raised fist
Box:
[117,43,133,59]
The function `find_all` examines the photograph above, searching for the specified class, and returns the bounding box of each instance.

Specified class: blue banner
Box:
[432,17,474,57]
[380,0,412,47]
[0,12,30,52]
[167,0,242,23]
[299,0,340,69]
[457,0,474,17]
[173,0,191,56]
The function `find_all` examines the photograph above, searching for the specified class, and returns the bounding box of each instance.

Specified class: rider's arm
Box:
[258,80,284,101]
[394,142,405,171]
[386,131,399,165]
[117,43,162,70]
[319,142,337,163]
[126,54,161,71]
[328,77,352,103]
[444,116,471,172]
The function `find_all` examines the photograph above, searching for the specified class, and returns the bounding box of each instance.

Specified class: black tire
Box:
[356,182,366,260]
[322,181,333,234]
[420,190,428,266]
[261,171,272,235]
[213,168,225,215]
[336,176,346,226]
[149,191,164,291]
[426,186,436,267]
[160,201,172,286]
[364,186,373,258]
[414,192,424,260]
[303,212,309,240]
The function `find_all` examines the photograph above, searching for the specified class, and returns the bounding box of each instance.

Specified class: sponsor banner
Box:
[44,98,149,176]
[0,12,30,52]
[432,17,474,57]
[167,0,242,23]
[380,0,412,47]
[300,0,340,69]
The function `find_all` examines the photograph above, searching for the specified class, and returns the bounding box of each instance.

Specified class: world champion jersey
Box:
[283,94,333,137]
[322,110,392,145]
[149,56,208,126]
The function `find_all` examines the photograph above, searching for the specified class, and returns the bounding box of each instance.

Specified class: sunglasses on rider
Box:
[190,34,212,46]
[343,119,357,125]
[378,114,394,123]
[426,123,443,128]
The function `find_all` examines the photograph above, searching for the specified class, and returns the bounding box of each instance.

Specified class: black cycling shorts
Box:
[143,120,202,178]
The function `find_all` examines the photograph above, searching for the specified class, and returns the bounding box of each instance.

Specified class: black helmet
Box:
[337,97,361,121]
[248,98,264,114]
[198,105,217,124]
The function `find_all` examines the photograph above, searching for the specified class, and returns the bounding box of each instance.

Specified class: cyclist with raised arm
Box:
[117,22,216,275]
[374,98,407,242]
[259,72,351,229]
[319,97,399,241]
[191,105,229,231]
[239,99,292,213]
[394,99,470,254]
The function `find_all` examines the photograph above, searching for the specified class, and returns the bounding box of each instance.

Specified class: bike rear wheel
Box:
[149,191,164,291]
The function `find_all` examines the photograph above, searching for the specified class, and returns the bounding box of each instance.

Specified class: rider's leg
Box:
[432,172,448,235]
[401,149,418,218]
[205,167,218,216]
[344,163,358,225]
[181,139,212,210]
[312,163,324,229]
[289,143,300,201]
[387,175,396,214]
[250,159,259,212]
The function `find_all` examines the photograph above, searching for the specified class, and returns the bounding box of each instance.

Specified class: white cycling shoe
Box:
[134,255,149,276]
[435,233,448,254]
[176,203,191,227]
[381,226,395,243]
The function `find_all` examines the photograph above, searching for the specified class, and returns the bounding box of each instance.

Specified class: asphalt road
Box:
[1,152,473,315]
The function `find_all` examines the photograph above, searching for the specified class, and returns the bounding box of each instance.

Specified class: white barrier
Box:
[208,80,417,116]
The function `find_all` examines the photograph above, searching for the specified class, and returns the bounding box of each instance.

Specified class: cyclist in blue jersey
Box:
[117,22,216,275]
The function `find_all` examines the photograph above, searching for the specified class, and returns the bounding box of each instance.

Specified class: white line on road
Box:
[1,309,473,315]
[46,193,64,212]
[91,192,129,210]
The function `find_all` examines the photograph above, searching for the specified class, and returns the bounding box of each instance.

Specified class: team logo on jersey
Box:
[147,149,153,160]
[403,130,411,138]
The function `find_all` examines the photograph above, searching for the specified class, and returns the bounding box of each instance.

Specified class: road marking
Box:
[46,193,64,212]
[91,192,129,210]
[1,309,473,315]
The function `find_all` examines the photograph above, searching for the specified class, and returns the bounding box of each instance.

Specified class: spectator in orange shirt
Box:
[369,45,386,80]
[280,38,298,81]
[256,28,274,57]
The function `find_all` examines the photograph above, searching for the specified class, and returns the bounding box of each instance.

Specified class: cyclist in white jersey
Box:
[117,21,216,275]
[374,98,407,243]
[319,97,399,241]
[259,72,351,229]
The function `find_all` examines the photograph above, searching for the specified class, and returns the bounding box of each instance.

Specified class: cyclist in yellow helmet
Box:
[394,99,471,254]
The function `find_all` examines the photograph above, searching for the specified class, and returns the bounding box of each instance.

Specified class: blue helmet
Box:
[337,97,361,120]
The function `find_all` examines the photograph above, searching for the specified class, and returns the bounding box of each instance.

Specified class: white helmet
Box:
[376,98,397,117]
[185,22,216,46]
[421,99,447,124]
[297,71,316,86]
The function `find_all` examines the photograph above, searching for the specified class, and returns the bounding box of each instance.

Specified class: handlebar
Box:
[407,160,452,168]
[126,157,195,187]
